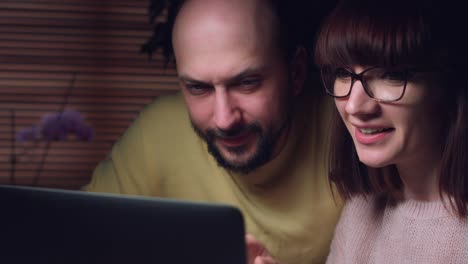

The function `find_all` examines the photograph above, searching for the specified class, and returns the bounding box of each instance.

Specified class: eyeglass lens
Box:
[323,67,406,102]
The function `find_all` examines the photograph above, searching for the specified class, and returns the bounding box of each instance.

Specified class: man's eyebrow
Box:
[178,65,267,85]
[178,75,209,85]
[234,66,265,78]
[226,66,267,85]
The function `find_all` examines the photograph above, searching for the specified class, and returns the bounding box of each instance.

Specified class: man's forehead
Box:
[175,0,263,23]
[178,63,269,85]
[172,0,278,57]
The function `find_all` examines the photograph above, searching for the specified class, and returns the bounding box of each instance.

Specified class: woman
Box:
[314,0,468,263]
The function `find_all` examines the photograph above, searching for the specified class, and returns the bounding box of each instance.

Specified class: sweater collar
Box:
[396,198,455,219]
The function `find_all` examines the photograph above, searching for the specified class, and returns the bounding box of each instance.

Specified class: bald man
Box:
[84,0,341,263]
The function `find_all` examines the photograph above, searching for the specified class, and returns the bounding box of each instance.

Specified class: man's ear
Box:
[290,46,308,96]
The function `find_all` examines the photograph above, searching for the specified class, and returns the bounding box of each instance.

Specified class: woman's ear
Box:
[290,46,308,96]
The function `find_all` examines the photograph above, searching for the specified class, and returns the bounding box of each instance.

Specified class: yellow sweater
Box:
[84,91,342,264]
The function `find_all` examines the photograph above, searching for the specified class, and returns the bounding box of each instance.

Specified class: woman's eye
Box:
[382,71,406,81]
[335,68,352,80]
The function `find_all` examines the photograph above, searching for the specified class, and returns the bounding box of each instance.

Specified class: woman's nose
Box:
[344,80,379,116]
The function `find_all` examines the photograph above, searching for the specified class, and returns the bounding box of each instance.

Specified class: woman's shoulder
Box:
[341,194,387,224]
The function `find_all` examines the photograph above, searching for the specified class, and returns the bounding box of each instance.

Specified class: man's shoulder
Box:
[136,92,190,129]
[142,92,186,118]
[129,91,194,142]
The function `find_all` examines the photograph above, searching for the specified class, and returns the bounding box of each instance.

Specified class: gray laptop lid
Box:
[0,185,246,264]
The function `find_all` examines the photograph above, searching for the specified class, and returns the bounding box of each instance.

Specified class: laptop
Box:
[0,185,246,264]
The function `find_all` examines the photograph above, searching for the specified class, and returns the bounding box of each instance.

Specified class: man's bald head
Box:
[172,0,283,65]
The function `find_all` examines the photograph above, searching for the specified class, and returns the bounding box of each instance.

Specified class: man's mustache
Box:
[206,123,261,139]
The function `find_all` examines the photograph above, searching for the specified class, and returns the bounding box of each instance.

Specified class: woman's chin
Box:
[359,158,391,169]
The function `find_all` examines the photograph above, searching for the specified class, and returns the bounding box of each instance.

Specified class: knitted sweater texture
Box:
[327,195,468,264]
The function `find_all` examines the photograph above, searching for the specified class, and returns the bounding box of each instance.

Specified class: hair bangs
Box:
[315,1,431,69]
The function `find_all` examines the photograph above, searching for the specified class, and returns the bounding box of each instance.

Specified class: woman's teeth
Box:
[359,128,390,134]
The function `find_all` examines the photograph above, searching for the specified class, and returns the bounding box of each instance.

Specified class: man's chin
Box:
[221,154,254,168]
[218,149,255,167]
[211,147,260,174]
[219,160,257,174]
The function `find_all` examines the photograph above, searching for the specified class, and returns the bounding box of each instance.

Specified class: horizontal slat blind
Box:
[0,0,178,189]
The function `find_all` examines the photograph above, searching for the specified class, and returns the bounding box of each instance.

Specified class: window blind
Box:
[0,0,178,189]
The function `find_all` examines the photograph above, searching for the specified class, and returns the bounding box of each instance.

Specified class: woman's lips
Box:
[354,126,394,145]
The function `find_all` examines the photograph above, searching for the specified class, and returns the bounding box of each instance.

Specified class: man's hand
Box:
[245,234,280,264]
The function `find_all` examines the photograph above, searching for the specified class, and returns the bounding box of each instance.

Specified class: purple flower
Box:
[76,125,95,141]
[16,126,40,142]
[41,120,67,141]
[16,110,95,142]
[59,110,85,133]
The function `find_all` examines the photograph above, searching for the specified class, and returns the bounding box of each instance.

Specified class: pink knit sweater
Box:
[326,195,468,263]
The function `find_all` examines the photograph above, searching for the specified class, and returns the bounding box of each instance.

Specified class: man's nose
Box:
[213,89,241,130]
[344,81,379,116]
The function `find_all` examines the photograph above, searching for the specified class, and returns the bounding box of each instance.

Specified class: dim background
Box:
[0,0,178,190]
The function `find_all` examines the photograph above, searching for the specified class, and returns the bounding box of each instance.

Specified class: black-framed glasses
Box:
[320,67,411,102]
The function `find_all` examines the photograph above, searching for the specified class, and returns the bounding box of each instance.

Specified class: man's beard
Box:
[191,119,290,174]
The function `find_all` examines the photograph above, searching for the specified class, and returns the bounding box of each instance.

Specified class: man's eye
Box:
[241,79,259,86]
[185,84,210,95]
[235,78,262,93]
